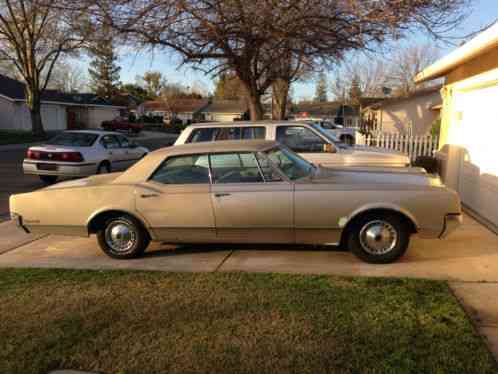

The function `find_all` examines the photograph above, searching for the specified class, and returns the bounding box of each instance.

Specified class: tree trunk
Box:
[248,94,264,120]
[239,78,264,121]
[26,87,45,136]
[272,78,289,120]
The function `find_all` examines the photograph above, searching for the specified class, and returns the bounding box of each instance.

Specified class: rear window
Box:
[48,132,98,147]
[187,127,266,143]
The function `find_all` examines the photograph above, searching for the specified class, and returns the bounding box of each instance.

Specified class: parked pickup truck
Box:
[175,121,412,168]
[102,117,144,134]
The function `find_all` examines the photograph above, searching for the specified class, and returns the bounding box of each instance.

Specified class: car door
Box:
[276,125,345,167]
[99,135,128,170]
[209,152,293,243]
[135,153,216,242]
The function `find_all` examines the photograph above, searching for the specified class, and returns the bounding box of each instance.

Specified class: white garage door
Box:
[453,84,498,227]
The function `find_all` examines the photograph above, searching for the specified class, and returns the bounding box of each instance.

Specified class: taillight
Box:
[27,149,40,159]
[61,152,84,162]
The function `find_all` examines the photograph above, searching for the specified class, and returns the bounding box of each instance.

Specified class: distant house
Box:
[200,100,248,122]
[0,74,124,131]
[137,99,209,124]
[415,21,498,230]
[291,102,360,128]
[362,86,442,135]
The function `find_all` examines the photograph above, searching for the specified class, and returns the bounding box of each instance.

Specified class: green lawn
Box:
[0,130,48,145]
[0,269,495,374]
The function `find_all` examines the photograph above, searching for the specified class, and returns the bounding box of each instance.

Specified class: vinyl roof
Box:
[150,139,278,157]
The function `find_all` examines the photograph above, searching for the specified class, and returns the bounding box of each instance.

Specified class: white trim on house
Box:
[415,22,498,83]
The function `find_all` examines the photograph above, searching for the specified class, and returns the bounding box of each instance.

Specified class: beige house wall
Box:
[437,49,498,228]
[376,91,441,135]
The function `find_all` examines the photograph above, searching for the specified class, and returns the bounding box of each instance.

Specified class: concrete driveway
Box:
[0,213,495,281]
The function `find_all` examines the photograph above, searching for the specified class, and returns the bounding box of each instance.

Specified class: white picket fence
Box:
[356,133,439,161]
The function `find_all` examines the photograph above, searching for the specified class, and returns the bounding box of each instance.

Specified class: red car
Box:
[101,117,144,134]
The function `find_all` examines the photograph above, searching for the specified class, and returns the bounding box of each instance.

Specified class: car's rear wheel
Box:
[39,175,58,184]
[97,215,150,259]
[347,213,410,264]
[97,161,111,174]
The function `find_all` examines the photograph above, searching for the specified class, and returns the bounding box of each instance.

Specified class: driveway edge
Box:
[448,282,498,368]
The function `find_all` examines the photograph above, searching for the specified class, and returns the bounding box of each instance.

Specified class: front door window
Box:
[210,153,263,183]
[276,126,328,153]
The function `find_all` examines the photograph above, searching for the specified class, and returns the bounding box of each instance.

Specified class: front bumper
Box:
[10,213,30,233]
[440,213,463,239]
[23,160,97,177]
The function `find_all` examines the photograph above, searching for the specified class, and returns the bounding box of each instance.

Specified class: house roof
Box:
[415,21,498,83]
[201,100,248,114]
[141,99,209,113]
[365,85,442,109]
[0,74,122,107]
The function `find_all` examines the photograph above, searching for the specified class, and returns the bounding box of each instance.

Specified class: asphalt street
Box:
[0,136,174,219]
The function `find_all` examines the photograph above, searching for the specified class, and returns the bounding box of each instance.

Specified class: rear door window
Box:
[241,127,266,139]
[188,126,266,143]
[150,154,210,184]
[100,135,121,149]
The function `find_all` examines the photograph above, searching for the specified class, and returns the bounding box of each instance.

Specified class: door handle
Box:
[140,193,159,198]
[214,193,231,197]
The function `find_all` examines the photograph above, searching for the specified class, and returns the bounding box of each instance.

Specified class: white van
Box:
[174,121,411,168]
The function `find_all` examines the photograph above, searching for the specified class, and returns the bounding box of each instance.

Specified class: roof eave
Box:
[414,22,498,83]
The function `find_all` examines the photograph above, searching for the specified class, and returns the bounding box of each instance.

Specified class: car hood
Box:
[338,145,411,164]
[310,166,442,187]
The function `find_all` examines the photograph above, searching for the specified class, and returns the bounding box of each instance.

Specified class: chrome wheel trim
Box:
[104,220,137,253]
[359,220,398,255]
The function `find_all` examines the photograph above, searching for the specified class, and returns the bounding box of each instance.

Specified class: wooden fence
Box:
[356,133,439,161]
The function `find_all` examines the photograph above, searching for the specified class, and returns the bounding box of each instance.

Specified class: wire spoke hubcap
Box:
[105,221,137,252]
[359,220,398,255]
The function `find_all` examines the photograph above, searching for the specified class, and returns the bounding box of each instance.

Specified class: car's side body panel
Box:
[10,183,139,237]
[135,182,217,242]
[210,182,294,243]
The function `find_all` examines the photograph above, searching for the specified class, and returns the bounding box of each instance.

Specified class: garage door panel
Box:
[455,84,498,227]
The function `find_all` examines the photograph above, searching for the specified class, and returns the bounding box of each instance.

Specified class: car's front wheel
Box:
[97,215,150,259]
[347,213,410,264]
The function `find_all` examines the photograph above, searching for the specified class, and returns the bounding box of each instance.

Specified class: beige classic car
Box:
[10,140,462,263]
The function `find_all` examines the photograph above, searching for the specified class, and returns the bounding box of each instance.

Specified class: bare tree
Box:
[385,44,441,96]
[330,57,388,101]
[88,0,469,121]
[0,0,92,135]
[49,60,88,93]
[331,43,441,101]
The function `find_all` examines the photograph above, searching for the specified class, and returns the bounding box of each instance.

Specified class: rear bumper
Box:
[23,160,97,177]
[440,213,463,239]
[10,213,30,234]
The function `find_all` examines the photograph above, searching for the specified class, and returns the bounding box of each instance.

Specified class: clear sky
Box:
[91,0,498,100]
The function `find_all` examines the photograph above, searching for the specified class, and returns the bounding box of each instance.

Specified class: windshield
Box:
[48,132,98,147]
[310,123,341,143]
[264,146,314,180]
